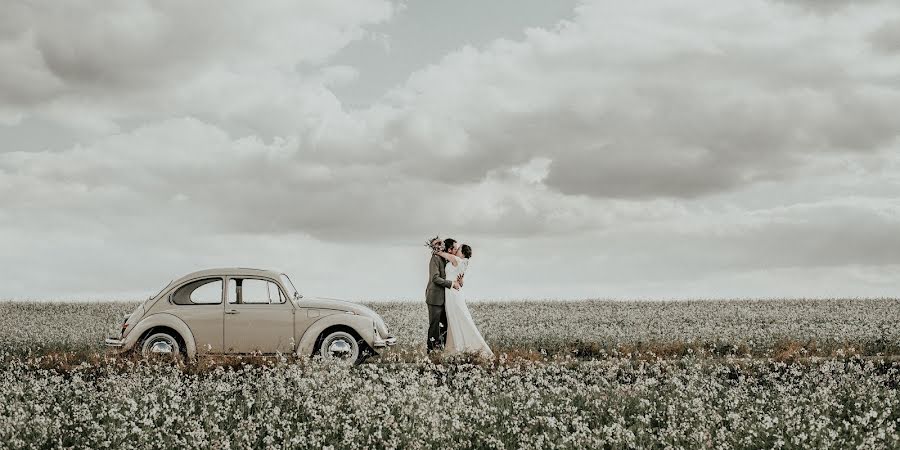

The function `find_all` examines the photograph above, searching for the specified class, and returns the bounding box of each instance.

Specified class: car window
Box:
[270,281,285,304]
[227,279,238,304]
[228,278,284,304]
[172,278,223,305]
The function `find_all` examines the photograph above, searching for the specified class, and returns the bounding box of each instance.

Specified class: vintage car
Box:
[105,268,396,364]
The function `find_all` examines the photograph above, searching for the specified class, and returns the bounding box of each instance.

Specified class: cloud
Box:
[473,194,900,299]
[3,0,899,240]
[648,198,900,272]
[4,0,900,238]
[869,18,900,53]
[0,118,613,241]
[775,0,877,14]
[350,0,900,199]
[0,0,393,134]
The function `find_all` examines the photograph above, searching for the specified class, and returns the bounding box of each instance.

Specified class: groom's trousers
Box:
[427,304,448,352]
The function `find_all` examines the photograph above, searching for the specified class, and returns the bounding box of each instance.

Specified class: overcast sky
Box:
[2,0,899,301]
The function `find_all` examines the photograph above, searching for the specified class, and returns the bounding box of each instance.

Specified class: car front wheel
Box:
[140,332,182,360]
[317,330,366,365]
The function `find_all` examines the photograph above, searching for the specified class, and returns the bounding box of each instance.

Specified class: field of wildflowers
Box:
[1,298,899,448]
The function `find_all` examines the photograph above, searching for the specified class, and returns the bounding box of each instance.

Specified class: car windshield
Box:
[280,274,301,302]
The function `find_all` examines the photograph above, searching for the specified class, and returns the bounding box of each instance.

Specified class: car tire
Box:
[317,330,365,365]
[140,332,182,360]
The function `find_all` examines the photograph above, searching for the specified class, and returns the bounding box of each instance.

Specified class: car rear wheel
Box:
[141,332,182,360]
[317,330,366,365]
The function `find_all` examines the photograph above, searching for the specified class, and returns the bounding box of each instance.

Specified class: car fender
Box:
[296,313,376,357]
[123,313,198,358]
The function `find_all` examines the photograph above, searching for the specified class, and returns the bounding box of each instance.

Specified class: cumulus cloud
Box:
[354,0,900,199]
[0,117,649,242]
[0,0,393,134]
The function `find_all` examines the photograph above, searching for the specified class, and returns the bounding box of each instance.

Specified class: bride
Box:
[433,243,494,359]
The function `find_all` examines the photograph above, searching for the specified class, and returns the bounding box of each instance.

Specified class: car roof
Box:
[172,267,283,284]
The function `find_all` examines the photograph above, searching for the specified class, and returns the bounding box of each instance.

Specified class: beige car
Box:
[105,268,396,364]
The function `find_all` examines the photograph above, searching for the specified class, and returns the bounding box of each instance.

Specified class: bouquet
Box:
[425,235,442,252]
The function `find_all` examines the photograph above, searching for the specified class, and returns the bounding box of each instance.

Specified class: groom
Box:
[426,237,463,352]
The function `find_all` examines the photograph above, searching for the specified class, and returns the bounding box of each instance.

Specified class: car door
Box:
[166,277,224,354]
[224,277,294,353]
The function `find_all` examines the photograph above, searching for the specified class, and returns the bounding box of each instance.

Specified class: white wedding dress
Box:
[444,258,494,359]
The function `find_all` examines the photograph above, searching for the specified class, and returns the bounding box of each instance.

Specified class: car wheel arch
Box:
[312,325,369,356]
[124,313,198,358]
[296,315,376,358]
[139,327,186,356]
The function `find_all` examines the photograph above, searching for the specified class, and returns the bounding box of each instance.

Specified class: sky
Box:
[1,0,899,301]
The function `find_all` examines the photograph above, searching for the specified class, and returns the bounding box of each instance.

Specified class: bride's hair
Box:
[461,244,472,259]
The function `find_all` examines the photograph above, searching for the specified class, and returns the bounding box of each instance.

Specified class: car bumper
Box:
[373,335,398,348]
[105,337,124,348]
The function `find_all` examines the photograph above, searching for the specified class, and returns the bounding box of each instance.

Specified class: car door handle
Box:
[225,309,239,315]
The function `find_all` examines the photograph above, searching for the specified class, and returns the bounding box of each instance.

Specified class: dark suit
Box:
[425,254,452,351]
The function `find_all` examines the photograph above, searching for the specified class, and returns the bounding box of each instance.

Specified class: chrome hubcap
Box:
[150,339,174,354]
[327,338,353,358]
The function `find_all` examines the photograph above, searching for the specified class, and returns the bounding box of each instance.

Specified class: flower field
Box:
[1,299,899,449]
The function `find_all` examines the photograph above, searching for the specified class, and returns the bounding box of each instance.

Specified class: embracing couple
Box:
[424,237,493,359]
